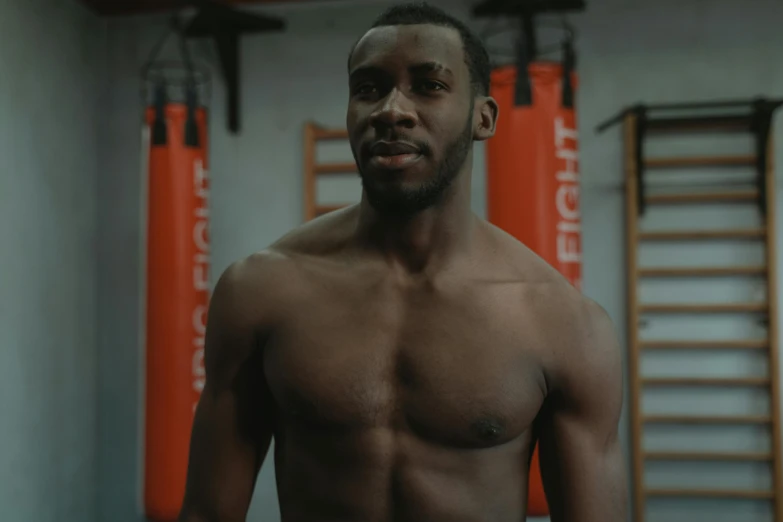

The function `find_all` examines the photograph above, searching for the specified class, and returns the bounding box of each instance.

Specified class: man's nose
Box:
[369,88,417,131]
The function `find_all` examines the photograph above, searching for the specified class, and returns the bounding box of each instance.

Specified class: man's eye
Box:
[354,83,377,95]
[418,80,445,91]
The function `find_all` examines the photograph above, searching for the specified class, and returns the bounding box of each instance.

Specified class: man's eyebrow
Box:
[410,62,453,76]
[349,65,379,80]
[349,62,453,79]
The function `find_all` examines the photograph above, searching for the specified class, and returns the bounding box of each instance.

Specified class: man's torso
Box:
[246,209,582,521]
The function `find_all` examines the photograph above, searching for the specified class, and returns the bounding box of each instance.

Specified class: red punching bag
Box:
[143,83,210,521]
[486,50,582,516]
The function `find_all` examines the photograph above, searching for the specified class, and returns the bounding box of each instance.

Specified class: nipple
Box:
[473,418,504,441]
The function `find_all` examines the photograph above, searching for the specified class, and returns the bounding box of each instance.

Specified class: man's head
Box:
[346,2,498,216]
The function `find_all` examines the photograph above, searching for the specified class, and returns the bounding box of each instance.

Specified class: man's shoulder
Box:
[216,205,360,294]
[479,218,580,292]
[478,219,615,361]
[538,287,618,393]
[269,204,359,259]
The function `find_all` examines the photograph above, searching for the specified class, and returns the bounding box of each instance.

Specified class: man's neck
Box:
[355,172,475,276]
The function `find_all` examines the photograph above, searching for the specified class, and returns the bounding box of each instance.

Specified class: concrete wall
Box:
[0,1,106,521]
[98,1,783,521]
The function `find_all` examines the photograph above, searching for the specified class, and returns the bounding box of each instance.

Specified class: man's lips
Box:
[370,141,421,156]
[371,153,421,169]
[368,141,422,169]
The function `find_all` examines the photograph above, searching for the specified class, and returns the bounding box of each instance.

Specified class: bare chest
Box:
[264,280,548,448]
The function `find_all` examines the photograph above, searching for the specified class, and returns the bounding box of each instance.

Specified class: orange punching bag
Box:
[486,42,581,517]
[143,83,210,521]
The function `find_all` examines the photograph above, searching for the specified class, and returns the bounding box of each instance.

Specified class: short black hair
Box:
[348,2,491,96]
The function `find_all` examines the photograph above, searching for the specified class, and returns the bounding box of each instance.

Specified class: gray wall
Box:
[0,0,106,521]
[97,1,783,522]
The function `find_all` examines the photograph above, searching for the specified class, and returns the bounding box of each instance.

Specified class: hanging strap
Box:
[143,13,201,146]
[184,82,200,148]
[174,14,201,148]
[514,15,534,107]
[561,37,575,108]
[151,81,168,146]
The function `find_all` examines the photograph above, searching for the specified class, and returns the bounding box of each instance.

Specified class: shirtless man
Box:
[177,3,627,521]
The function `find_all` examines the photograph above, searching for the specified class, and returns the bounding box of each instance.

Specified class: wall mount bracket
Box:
[597,98,783,217]
[184,0,285,134]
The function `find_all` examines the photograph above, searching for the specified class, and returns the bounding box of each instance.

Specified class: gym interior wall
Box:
[1,1,782,522]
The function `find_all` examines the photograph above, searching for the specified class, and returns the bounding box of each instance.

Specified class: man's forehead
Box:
[350,24,465,72]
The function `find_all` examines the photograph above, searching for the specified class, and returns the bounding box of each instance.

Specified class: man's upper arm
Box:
[538,300,628,522]
[179,259,275,522]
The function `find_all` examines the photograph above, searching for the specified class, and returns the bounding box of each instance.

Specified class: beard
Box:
[357,110,474,217]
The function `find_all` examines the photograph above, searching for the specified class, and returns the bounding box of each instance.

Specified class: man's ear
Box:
[474,96,499,141]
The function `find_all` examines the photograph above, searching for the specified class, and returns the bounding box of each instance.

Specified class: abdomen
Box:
[273,425,533,522]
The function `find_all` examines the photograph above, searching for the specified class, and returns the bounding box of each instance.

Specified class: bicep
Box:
[180,380,272,522]
[538,403,626,522]
[538,303,627,522]
[179,263,274,522]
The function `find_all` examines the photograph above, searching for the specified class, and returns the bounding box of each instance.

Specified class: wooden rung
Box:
[639,303,767,314]
[313,127,348,140]
[639,228,766,241]
[645,190,758,204]
[645,451,772,462]
[646,489,774,500]
[638,266,766,277]
[645,115,751,133]
[644,415,771,425]
[642,377,769,386]
[314,162,358,174]
[641,340,768,350]
[315,204,349,216]
[645,155,755,168]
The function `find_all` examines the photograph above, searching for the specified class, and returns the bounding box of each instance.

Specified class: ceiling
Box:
[81,0,323,16]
